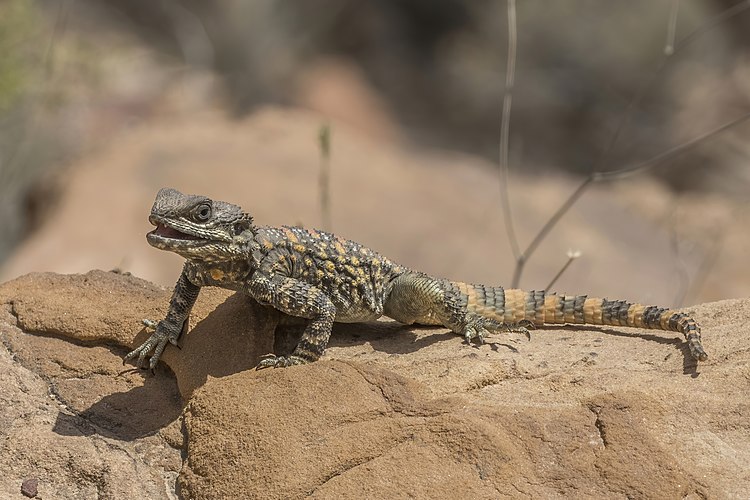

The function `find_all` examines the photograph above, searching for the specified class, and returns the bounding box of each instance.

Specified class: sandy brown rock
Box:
[182,362,706,499]
[0,271,273,498]
[0,270,276,398]
[0,301,179,499]
[1,271,749,499]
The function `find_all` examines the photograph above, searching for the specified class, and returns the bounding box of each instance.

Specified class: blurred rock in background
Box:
[0,0,748,303]
[85,0,750,183]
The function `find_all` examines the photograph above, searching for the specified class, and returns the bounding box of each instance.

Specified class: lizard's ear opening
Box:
[234,219,253,235]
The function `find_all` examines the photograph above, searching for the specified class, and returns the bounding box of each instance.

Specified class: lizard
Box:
[124,188,708,370]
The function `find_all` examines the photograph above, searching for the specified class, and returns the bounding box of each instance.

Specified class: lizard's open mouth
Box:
[150,223,202,241]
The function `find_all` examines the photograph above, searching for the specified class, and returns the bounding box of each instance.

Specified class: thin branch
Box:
[545,250,582,291]
[665,0,680,55]
[600,0,748,172]
[684,205,747,305]
[594,110,750,181]
[675,0,750,51]
[511,108,750,289]
[318,123,332,232]
[669,215,691,307]
[499,0,520,261]
[684,227,725,305]
[511,177,591,287]
[508,1,750,287]
[44,0,70,77]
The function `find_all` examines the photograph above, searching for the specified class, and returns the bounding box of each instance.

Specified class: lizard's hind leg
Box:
[383,273,522,344]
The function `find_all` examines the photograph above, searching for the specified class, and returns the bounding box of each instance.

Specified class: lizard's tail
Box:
[459,284,707,361]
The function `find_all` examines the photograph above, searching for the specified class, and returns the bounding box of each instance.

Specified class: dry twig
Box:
[502,2,750,288]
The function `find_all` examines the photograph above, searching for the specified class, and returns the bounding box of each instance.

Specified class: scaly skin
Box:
[124,188,708,370]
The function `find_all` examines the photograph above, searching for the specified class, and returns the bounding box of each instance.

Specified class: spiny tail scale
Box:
[452,282,707,361]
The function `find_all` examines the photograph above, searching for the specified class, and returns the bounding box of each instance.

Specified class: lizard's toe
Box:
[142,319,158,329]
[123,346,146,369]
[123,349,137,366]
[503,320,534,340]
[149,340,170,369]
[256,354,307,369]
[508,326,531,341]
[474,327,491,345]
[463,326,478,344]
[458,316,535,347]
[462,324,491,345]
[124,342,151,367]
[256,353,277,369]
[124,326,172,370]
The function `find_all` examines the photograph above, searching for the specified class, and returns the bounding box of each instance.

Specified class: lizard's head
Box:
[146,188,254,260]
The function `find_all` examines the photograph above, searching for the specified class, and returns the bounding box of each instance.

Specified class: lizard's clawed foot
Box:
[463,324,490,345]
[123,319,179,370]
[461,317,535,345]
[504,319,535,341]
[256,354,308,369]
[462,317,503,345]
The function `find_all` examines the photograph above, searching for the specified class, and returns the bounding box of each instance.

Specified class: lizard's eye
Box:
[195,204,212,222]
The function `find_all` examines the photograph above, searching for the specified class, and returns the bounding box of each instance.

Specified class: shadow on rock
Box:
[329,321,455,354]
[558,324,700,375]
[130,292,278,399]
[53,369,182,440]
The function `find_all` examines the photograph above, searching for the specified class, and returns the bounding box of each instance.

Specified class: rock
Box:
[1,271,749,498]
[21,478,38,498]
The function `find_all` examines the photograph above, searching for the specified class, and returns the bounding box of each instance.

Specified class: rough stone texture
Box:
[0,271,748,499]
[0,285,179,499]
[0,271,276,398]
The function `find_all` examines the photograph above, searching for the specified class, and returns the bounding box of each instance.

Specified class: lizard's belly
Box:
[326,285,384,323]
[334,303,382,323]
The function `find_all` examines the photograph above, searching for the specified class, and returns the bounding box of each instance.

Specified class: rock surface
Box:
[0,270,748,499]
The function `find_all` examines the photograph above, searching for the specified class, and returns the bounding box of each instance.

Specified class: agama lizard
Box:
[124,188,708,370]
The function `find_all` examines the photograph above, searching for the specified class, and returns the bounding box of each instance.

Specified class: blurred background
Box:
[0,0,749,307]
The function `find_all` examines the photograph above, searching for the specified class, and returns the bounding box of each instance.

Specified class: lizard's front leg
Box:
[124,264,201,370]
[247,274,336,368]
